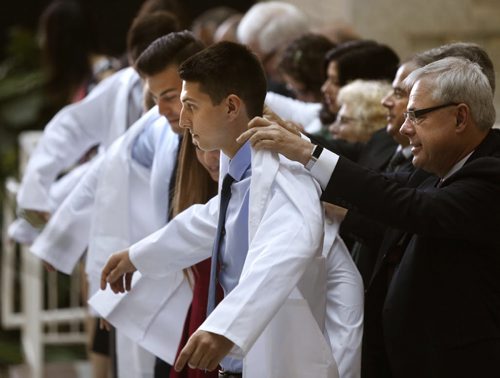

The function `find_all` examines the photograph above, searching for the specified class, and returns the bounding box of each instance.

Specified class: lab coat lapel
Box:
[107,67,141,143]
[86,107,160,287]
[248,148,278,240]
[244,149,338,378]
[89,109,190,363]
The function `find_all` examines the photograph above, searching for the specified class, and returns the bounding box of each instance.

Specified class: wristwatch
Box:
[305,144,323,171]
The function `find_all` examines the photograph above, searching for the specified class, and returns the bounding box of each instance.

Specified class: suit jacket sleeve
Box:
[321,156,500,243]
[309,134,365,162]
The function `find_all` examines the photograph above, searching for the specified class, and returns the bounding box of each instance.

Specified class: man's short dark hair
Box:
[178,41,267,119]
[126,11,180,63]
[135,31,205,77]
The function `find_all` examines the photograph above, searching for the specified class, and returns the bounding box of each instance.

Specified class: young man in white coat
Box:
[29,32,206,378]
[12,11,180,236]
[101,41,347,378]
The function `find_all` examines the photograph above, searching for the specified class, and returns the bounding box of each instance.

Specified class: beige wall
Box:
[279,0,500,122]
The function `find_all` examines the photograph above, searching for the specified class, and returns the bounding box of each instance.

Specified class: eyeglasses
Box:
[404,102,458,123]
[336,115,358,124]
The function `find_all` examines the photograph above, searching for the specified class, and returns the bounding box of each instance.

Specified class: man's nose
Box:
[381,94,392,108]
[179,107,188,129]
[400,118,413,136]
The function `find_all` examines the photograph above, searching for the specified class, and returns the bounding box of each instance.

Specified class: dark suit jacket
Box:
[314,128,398,262]
[321,129,500,377]
[314,127,397,170]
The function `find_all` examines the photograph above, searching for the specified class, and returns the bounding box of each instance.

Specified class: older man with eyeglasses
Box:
[239,54,500,377]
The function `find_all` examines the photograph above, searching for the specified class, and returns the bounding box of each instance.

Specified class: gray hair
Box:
[237,1,309,55]
[403,56,496,131]
[411,42,495,93]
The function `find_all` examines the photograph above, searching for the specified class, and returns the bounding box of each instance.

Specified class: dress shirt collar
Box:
[227,141,252,182]
[394,144,413,160]
[401,145,412,159]
[441,150,474,181]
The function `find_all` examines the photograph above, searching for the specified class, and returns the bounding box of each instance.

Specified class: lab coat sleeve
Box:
[17,72,125,212]
[29,154,104,274]
[199,170,324,356]
[324,235,364,378]
[129,195,219,279]
[265,91,322,133]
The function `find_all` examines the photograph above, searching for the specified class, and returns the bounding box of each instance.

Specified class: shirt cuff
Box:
[310,148,339,190]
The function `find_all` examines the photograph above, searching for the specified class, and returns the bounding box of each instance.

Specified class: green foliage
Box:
[0,27,48,191]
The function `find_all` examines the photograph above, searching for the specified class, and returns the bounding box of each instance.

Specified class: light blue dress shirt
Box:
[218,141,252,373]
[130,118,180,223]
[131,121,161,168]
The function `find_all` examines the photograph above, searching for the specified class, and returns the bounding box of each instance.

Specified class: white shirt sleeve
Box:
[310,148,339,190]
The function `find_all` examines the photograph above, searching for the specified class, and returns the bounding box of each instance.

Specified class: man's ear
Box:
[455,103,469,133]
[226,94,242,120]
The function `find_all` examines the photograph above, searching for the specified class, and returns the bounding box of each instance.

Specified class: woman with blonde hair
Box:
[329,79,392,143]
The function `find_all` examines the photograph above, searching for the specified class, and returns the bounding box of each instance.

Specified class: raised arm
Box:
[17,69,140,213]
[101,195,220,292]
[29,154,104,274]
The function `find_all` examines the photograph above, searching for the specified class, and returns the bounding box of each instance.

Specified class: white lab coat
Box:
[85,112,180,296]
[265,91,323,134]
[17,66,142,212]
[29,106,164,277]
[98,147,340,377]
[32,106,180,378]
[90,219,363,377]
[322,220,364,378]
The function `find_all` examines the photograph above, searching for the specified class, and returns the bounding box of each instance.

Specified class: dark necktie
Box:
[206,173,235,316]
[386,149,407,173]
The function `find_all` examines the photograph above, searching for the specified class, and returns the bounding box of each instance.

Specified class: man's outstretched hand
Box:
[174,330,234,372]
[19,208,50,228]
[100,250,136,293]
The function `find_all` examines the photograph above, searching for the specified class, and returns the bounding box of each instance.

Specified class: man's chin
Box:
[170,122,183,135]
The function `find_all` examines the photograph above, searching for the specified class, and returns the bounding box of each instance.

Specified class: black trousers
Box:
[154,356,171,378]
